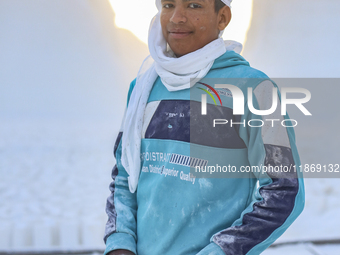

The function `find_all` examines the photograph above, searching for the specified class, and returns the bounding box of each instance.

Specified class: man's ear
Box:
[217,6,232,31]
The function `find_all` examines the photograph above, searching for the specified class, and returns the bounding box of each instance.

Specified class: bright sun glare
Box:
[109,0,253,47]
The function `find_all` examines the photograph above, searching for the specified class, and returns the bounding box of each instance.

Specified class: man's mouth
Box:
[168,30,193,39]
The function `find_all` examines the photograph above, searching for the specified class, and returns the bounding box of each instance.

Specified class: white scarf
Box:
[121,0,241,193]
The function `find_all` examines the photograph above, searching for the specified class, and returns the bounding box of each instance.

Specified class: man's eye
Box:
[163,3,174,8]
[188,3,202,8]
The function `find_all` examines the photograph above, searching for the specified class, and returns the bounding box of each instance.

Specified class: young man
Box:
[103,0,305,254]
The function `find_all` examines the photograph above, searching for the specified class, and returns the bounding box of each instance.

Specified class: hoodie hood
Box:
[212,50,250,70]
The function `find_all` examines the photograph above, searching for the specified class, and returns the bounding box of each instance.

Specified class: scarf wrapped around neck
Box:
[120,0,241,193]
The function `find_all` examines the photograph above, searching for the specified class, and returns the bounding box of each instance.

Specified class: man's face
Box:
[160,0,222,57]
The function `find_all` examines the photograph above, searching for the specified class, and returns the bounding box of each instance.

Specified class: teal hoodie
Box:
[103,51,305,255]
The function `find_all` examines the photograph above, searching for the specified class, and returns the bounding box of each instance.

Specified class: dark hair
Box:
[215,0,226,13]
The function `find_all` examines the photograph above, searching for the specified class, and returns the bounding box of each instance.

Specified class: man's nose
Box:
[170,7,187,24]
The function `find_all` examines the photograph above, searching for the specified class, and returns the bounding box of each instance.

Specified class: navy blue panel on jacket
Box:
[213,144,299,255]
[145,100,246,149]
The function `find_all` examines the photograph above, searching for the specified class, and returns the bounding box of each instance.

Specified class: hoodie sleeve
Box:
[103,80,138,255]
[197,80,305,255]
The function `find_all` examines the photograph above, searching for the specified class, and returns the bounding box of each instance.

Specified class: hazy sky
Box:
[109,0,253,45]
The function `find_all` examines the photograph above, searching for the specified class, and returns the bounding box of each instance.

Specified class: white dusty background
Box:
[0,0,340,254]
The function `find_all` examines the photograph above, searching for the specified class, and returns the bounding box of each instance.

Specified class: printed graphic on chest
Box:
[165,112,185,118]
